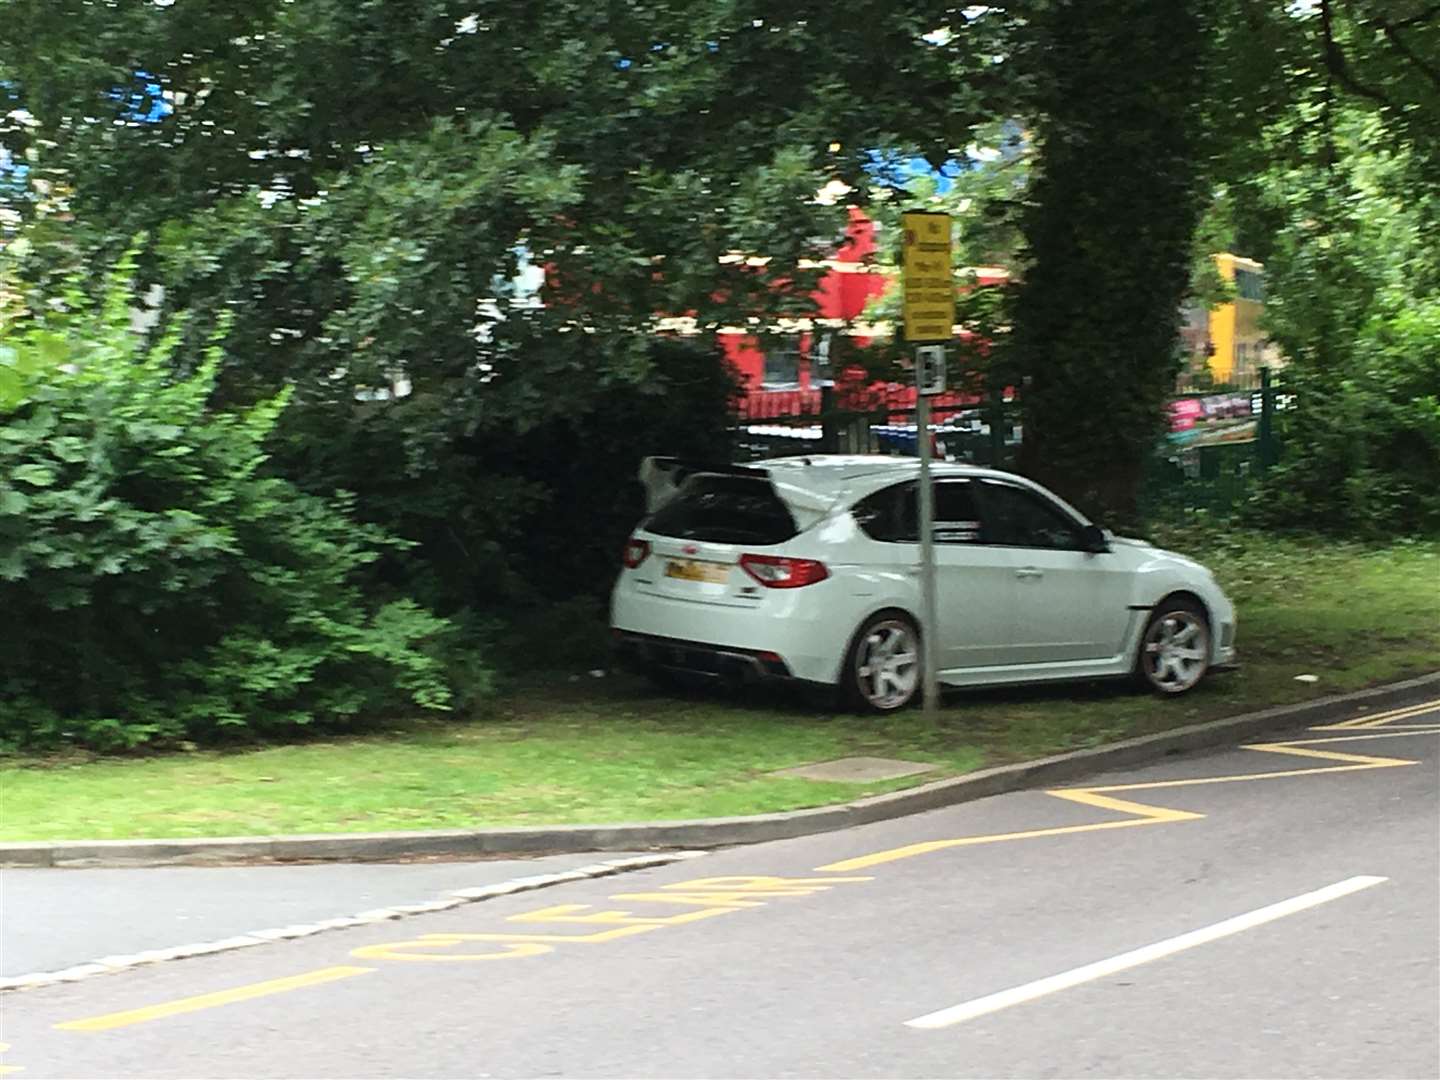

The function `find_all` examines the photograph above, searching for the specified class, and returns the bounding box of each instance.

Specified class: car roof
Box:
[741,454,1095,526]
[747,454,1022,501]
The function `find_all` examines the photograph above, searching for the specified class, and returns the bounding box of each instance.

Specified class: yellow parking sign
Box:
[901,210,954,342]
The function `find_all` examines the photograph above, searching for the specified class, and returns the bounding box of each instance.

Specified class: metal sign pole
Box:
[915,370,940,719]
[900,210,952,721]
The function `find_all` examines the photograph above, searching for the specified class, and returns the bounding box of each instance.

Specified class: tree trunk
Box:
[1009,0,1210,529]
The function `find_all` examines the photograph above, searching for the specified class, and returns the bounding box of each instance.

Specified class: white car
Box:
[611,455,1237,712]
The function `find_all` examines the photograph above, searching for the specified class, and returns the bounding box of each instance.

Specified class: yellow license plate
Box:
[665,559,730,584]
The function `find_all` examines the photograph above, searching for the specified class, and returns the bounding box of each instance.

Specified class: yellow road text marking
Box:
[55,967,375,1033]
[408,926,663,945]
[662,875,874,894]
[50,871,878,1035]
[348,874,874,965]
[818,727,1433,873]
[608,891,765,908]
[351,940,553,963]
[0,1041,21,1076]
[509,903,738,927]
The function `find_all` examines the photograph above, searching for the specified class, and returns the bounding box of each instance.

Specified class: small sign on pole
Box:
[901,210,955,344]
[915,344,946,396]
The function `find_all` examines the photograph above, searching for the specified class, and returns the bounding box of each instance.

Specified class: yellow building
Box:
[1180,253,1280,386]
[1210,253,1273,383]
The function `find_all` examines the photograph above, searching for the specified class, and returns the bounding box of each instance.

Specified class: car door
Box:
[930,479,1020,669]
[972,479,1131,664]
[853,480,1018,670]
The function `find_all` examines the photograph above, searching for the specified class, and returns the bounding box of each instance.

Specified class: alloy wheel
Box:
[854,618,920,710]
[1142,609,1210,693]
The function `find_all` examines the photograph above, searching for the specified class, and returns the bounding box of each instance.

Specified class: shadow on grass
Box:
[514,662,1171,734]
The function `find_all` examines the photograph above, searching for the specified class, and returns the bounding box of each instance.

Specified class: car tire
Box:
[843,612,922,713]
[643,664,688,693]
[1135,598,1211,695]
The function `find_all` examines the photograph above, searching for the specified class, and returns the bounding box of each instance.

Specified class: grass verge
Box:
[2,531,1436,842]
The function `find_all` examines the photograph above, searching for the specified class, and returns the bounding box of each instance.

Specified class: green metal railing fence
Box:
[1140,368,1284,520]
[729,368,1286,522]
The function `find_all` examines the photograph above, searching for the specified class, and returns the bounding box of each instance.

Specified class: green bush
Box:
[1250,301,1440,537]
[497,338,741,603]
[268,336,740,625]
[1244,125,1440,539]
[0,261,463,751]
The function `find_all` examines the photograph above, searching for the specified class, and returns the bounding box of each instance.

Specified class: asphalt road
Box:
[2,699,1436,1079]
[0,854,649,977]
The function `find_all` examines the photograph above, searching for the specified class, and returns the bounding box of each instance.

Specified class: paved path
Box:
[0,854,646,977]
[2,699,1436,1078]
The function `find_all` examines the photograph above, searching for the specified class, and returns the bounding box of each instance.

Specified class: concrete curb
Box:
[0,851,707,993]
[4,672,1437,870]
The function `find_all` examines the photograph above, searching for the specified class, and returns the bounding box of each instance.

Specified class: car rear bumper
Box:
[613,630,793,682]
[610,577,855,684]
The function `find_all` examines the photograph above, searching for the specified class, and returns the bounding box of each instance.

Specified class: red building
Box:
[707,208,1007,422]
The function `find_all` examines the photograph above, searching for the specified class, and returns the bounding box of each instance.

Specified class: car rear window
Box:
[644,475,798,545]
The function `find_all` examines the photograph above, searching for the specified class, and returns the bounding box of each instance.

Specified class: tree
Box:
[993,0,1437,529]
[1246,113,1440,535]
[1204,2,1440,534]
[1,1,1019,609]
[9,0,1428,577]
[1006,0,1212,527]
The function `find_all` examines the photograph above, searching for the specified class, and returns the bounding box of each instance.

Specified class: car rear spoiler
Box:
[639,457,768,512]
[637,456,837,529]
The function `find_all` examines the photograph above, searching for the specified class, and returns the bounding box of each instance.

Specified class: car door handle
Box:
[1015,567,1043,579]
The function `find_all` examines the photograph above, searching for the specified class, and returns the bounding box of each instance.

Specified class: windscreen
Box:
[644,474,798,545]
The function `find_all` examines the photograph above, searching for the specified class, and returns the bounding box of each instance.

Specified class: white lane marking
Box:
[905,875,1389,1030]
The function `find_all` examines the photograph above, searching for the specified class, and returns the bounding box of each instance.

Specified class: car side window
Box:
[853,480,982,544]
[933,480,981,544]
[977,481,1086,550]
[851,482,916,543]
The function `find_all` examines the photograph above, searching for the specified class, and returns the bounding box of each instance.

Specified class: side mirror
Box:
[1080,524,1110,553]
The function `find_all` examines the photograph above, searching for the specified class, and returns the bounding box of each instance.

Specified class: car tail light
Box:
[739,553,829,588]
[622,538,650,569]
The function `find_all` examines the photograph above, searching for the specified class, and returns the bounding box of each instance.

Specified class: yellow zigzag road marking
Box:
[1252,729,1440,745]
[1330,728,1440,737]
[817,725,1433,873]
[1313,698,1440,730]
[814,804,1200,873]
